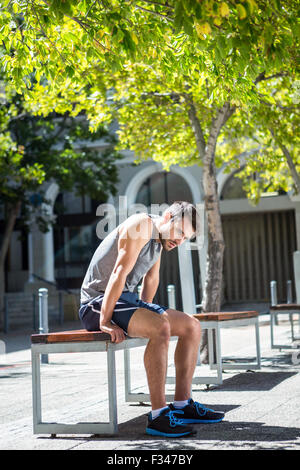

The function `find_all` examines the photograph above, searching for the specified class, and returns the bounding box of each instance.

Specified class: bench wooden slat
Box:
[31,329,111,344]
[270,304,300,311]
[193,311,258,322]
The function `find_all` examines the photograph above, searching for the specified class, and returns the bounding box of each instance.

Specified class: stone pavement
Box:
[0,316,300,451]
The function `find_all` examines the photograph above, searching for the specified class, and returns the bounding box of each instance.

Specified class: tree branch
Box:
[254,71,289,85]
[183,93,206,158]
[206,102,230,159]
[269,128,300,194]
[138,0,174,8]
[134,4,174,21]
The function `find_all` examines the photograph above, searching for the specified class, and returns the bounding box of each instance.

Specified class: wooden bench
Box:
[269,304,300,350]
[192,311,261,386]
[31,330,177,436]
[31,311,261,436]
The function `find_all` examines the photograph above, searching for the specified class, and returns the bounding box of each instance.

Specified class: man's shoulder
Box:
[120,212,152,229]
[118,213,153,243]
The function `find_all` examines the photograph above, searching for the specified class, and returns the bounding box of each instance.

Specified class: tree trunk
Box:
[0,201,21,329]
[186,98,232,362]
[199,107,228,362]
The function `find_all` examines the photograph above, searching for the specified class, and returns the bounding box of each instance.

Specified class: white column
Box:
[295,201,300,251]
[42,224,55,282]
[292,197,300,304]
[29,205,56,283]
[197,206,208,296]
[293,252,300,304]
[178,242,196,314]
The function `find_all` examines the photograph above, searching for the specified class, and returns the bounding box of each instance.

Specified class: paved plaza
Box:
[0,316,300,451]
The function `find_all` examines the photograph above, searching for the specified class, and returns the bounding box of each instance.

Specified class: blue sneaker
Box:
[146,407,196,437]
[169,399,225,424]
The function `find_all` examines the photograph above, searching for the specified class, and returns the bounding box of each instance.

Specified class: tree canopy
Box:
[0,0,298,338]
[0,1,298,107]
[1,1,297,192]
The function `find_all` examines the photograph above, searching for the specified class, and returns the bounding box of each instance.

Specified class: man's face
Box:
[158,214,195,251]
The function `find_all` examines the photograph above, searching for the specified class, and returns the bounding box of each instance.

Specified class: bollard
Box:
[270,281,277,306]
[270,281,279,325]
[39,288,49,364]
[167,284,176,310]
[287,280,293,304]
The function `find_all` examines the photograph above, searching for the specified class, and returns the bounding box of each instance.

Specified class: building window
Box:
[53,191,105,288]
[136,171,193,206]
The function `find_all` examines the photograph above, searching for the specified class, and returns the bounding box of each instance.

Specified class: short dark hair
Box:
[164,201,198,237]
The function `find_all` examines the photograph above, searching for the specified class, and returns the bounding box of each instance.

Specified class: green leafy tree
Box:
[218,74,300,203]
[0,0,298,356]
[0,81,122,325]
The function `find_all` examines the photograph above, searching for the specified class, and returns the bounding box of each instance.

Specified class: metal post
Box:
[167,284,176,310]
[39,288,49,364]
[270,280,278,325]
[287,282,293,336]
[270,281,277,306]
[287,280,293,304]
[32,294,36,331]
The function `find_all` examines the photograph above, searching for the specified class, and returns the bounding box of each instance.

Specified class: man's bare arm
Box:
[99,214,152,343]
[140,254,161,303]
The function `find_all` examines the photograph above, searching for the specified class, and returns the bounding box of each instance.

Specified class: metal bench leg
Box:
[270,311,275,349]
[124,349,131,402]
[107,346,118,434]
[290,314,295,342]
[215,325,223,384]
[208,328,214,368]
[31,347,42,433]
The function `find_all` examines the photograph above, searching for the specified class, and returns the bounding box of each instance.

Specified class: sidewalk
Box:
[0,316,300,451]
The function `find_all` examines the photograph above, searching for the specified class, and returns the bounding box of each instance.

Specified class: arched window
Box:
[221,173,248,200]
[53,191,104,288]
[136,171,193,206]
[221,171,287,200]
[135,170,200,311]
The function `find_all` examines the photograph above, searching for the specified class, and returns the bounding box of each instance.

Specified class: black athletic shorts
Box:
[79,291,168,334]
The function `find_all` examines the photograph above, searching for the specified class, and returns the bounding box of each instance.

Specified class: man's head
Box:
[157,201,198,251]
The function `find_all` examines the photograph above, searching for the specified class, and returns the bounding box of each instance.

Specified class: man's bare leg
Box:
[127,308,170,410]
[127,307,201,408]
[165,308,202,400]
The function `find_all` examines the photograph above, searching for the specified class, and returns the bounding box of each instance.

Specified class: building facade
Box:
[2,144,300,314]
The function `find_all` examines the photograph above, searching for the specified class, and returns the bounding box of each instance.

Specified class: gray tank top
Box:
[80,214,162,304]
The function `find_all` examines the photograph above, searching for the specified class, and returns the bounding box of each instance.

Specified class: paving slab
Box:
[0,317,299,452]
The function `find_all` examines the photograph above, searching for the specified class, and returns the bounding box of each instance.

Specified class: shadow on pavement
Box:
[208,371,297,392]
[38,413,300,451]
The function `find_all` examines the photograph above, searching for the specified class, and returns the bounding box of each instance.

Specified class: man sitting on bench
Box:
[79,201,225,437]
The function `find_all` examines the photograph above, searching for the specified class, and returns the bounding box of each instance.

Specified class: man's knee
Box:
[155,315,171,342]
[128,308,171,341]
[182,315,202,341]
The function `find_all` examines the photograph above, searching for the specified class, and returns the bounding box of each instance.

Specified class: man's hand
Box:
[100,319,125,344]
